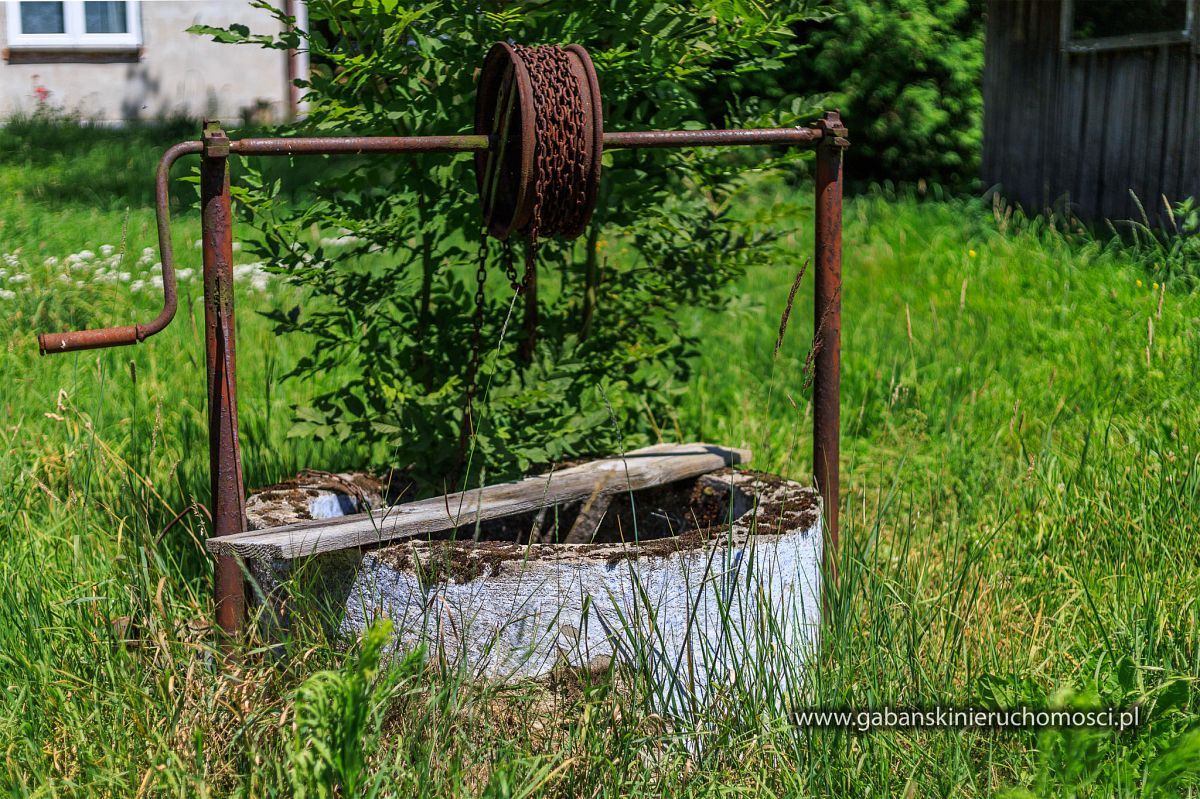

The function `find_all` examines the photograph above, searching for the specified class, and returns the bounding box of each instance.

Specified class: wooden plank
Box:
[1144,45,1171,225]
[1179,54,1200,206]
[983,0,1032,197]
[982,0,1013,187]
[1010,0,1040,206]
[207,443,751,561]
[1075,52,1110,221]
[1104,55,1133,220]
[1057,52,1088,214]
[563,489,613,544]
[1158,47,1190,210]
[1123,49,1153,222]
[1100,54,1128,221]
[1034,0,1064,211]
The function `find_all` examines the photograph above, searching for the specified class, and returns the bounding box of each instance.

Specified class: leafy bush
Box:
[195,1,828,489]
[792,0,984,189]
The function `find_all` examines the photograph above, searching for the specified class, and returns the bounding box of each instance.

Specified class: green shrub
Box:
[194,1,829,490]
[794,0,983,189]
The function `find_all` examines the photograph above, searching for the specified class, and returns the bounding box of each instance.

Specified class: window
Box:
[6,1,140,49]
[1062,0,1197,52]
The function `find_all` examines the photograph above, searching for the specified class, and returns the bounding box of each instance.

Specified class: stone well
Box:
[242,465,822,711]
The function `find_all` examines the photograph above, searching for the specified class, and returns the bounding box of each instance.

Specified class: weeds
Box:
[0,129,1197,795]
[289,621,413,799]
[1119,194,1200,291]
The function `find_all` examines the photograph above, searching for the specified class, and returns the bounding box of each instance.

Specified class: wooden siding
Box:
[983,0,1200,224]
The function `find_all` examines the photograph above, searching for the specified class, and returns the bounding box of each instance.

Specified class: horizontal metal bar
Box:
[229,127,826,157]
[231,135,492,155]
[603,127,824,149]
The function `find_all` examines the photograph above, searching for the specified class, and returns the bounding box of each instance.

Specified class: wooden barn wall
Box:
[983,0,1200,224]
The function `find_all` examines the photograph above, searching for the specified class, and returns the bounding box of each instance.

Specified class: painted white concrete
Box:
[0,1,295,123]
[336,472,823,716]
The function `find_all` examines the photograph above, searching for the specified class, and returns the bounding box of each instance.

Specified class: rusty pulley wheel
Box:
[474,42,603,242]
[462,42,604,465]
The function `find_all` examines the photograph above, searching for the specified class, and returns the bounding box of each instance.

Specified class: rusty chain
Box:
[464,232,489,438]
[464,236,518,430]
[463,44,593,449]
[512,43,591,259]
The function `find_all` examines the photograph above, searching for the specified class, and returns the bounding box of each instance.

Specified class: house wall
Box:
[0,1,293,124]
[983,0,1200,223]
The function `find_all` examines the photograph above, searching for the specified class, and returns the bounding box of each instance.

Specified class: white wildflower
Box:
[193,239,203,250]
[130,280,145,293]
[150,275,163,288]
[44,256,59,267]
[77,249,95,261]
[0,289,14,300]
[250,273,269,292]
[176,268,193,281]
[100,244,115,257]
[8,273,30,284]
[142,247,155,257]
[118,272,131,282]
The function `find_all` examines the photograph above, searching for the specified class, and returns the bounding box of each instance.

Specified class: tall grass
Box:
[0,123,1197,796]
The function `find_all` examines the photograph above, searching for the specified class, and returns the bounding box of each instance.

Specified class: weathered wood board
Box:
[208,443,750,561]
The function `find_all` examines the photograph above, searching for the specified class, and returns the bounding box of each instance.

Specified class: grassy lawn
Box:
[0,126,1197,797]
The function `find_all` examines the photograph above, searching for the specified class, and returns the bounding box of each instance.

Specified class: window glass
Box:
[19,1,66,34]
[83,1,128,33]
[1071,0,1189,40]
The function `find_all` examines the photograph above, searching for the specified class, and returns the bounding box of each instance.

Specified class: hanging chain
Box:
[463,44,591,456]
[464,231,489,436]
[500,237,522,294]
[511,43,590,264]
[509,44,590,362]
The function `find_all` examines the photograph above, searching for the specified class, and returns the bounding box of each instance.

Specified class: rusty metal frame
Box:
[37,114,847,636]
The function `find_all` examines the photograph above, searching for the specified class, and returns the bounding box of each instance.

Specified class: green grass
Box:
[0,124,1197,797]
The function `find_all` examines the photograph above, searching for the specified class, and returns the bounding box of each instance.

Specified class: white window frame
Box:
[6,0,141,50]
